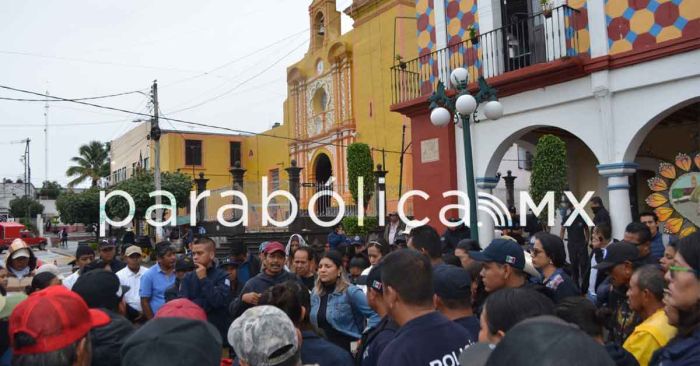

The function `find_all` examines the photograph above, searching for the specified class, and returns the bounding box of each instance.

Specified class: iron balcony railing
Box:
[391,5,581,104]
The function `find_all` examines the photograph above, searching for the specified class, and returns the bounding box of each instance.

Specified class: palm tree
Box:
[66,141,110,187]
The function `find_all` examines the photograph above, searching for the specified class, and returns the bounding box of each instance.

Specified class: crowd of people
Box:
[0,200,698,366]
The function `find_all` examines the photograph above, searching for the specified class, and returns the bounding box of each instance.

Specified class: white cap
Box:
[10,248,30,260]
[36,263,65,280]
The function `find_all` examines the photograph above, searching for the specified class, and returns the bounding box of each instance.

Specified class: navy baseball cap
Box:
[98,240,115,249]
[433,265,472,300]
[593,241,639,271]
[219,258,241,268]
[365,262,384,292]
[469,239,525,270]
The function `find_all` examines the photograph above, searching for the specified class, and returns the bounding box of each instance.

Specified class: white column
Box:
[597,163,638,240]
[587,0,610,57]
[476,178,500,247]
[433,0,448,49]
[433,0,449,84]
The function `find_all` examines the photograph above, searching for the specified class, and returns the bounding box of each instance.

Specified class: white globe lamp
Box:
[483,100,504,120]
[430,107,452,127]
[455,94,477,115]
[449,67,468,88]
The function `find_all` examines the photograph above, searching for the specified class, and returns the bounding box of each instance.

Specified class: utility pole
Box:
[398,125,412,198]
[44,88,49,186]
[22,139,31,225]
[150,80,163,242]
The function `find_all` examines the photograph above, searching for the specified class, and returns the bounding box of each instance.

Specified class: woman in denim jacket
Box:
[311,250,381,354]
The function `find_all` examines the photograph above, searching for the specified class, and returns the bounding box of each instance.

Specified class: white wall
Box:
[471,48,700,179]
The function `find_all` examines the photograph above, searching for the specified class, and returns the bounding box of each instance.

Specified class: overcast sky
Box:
[0,0,353,187]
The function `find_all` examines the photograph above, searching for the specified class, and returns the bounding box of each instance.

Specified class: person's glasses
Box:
[368,241,383,247]
[531,248,544,257]
[669,265,699,278]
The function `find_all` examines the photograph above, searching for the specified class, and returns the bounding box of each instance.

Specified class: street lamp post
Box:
[428,69,504,242]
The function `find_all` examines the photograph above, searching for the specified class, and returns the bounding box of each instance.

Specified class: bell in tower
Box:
[309,0,340,51]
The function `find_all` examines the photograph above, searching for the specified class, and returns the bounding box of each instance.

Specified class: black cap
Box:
[98,240,115,249]
[75,244,95,258]
[72,269,128,310]
[120,317,222,366]
[485,316,615,366]
[433,265,472,300]
[593,241,639,271]
[366,262,384,292]
[218,257,241,269]
[175,256,195,272]
[469,239,525,270]
[393,234,407,245]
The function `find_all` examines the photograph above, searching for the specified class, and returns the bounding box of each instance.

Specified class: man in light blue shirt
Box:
[140,242,177,319]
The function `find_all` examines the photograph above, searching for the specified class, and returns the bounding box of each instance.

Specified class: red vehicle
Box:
[0,222,48,251]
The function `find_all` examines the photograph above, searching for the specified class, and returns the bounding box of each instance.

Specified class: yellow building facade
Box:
[111,0,419,226]
[245,0,417,214]
[110,122,250,223]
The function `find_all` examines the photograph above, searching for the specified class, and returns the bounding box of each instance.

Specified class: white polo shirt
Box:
[63,271,80,290]
[116,266,148,312]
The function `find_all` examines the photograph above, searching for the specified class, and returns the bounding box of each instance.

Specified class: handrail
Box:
[391,5,581,104]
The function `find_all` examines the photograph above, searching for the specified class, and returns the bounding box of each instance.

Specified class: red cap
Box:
[155,299,207,322]
[9,286,110,355]
[263,241,285,255]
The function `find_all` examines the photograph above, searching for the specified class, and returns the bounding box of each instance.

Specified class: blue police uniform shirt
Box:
[453,315,480,344]
[378,311,472,366]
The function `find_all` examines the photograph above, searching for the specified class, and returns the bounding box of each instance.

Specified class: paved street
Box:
[35,240,81,278]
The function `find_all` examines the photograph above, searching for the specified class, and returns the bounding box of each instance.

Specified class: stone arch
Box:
[327,41,351,62]
[311,87,328,114]
[309,148,334,183]
[313,11,325,50]
[623,96,700,162]
[287,67,306,83]
[481,124,603,179]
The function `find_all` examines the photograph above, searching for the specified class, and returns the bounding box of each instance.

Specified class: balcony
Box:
[391,5,583,104]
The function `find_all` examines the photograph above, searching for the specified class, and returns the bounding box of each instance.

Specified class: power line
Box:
[165,38,310,115]
[0,120,128,128]
[160,29,309,89]
[0,49,206,74]
[0,84,410,155]
[0,88,147,102]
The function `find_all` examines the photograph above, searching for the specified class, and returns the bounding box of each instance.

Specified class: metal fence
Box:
[200,180,414,232]
[391,5,581,104]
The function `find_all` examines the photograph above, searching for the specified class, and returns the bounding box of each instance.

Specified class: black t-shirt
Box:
[299,274,316,291]
[593,207,611,227]
[564,211,587,243]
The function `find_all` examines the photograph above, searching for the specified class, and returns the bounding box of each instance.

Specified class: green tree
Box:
[39,180,62,199]
[107,171,193,221]
[346,143,375,207]
[56,188,101,238]
[66,141,110,187]
[342,216,378,238]
[529,134,568,221]
[9,196,44,218]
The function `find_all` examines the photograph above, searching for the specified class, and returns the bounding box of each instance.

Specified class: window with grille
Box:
[230,141,241,167]
[185,140,202,166]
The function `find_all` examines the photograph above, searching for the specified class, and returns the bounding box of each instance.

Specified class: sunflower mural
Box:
[645,153,700,238]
